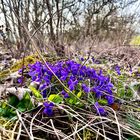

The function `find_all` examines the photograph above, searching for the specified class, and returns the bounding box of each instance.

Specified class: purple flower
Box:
[26,59,115,116]
[18,66,26,74]
[61,90,66,95]
[32,75,37,81]
[71,65,79,75]
[92,87,102,98]
[95,60,101,64]
[39,84,48,90]
[43,102,54,116]
[68,79,78,91]
[44,102,54,107]
[129,65,132,73]
[80,57,84,61]
[136,73,140,77]
[17,76,24,84]
[43,75,51,83]
[91,57,94,62]
[64,93,69,98]
[94,102,106,116]
[60,69,68,81]
[106,95,114,105]
[42,89,47,98]
[79,69,86,77]
[115,65,121,75]
[61,90,70,98]
[106,77,114,88]
[82,84,90,93]
[69,84,75,91]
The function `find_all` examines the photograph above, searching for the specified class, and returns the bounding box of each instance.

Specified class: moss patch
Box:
[0,53,64,79]
[0,55,38,79]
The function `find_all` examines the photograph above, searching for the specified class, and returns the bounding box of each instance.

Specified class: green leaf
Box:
[117,88,125,98]
[132,83,140,91]
[107,69,113,75]
[77,91,82,98]
[127,115,140,131]
[0,93,34,118]
[17,92,33,112]
[69,98,74,104]
[126,87,133,98]
[0,102,16,118]
[1,102,7,109]
[29,85,42,98]
[68,97,77,105]
[98,99,108,105]
[0,96,18,118]
[48,94,63,104]
[8,95,19,107]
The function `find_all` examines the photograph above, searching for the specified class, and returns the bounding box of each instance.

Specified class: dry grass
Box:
[0,18,140,140]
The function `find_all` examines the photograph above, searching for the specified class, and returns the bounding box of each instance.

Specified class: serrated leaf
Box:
[29,85,42,98]
[48,94,63,104]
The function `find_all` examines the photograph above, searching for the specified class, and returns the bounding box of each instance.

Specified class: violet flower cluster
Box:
[20,60,114,116]
[115,65,121,75]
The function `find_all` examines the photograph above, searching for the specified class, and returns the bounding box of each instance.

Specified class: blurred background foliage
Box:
[130,36,140,46]
[0,0,140,56]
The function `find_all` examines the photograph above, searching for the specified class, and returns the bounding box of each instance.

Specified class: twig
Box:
[108,107,122,140]
[57,105,111,140]
[11,120,19,140]
[16,110,33,140]
[30,107,43,140]
[0,126,45,140]
[50,119,61,140]
[16,122,22,140]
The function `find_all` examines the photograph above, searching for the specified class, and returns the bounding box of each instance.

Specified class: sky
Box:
[0,14,5,26]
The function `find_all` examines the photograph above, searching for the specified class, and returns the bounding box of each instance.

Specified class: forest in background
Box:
[0,0,140,57]
[0,1,140,140]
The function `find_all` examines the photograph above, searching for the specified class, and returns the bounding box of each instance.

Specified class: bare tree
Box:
[0,0,139,56]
